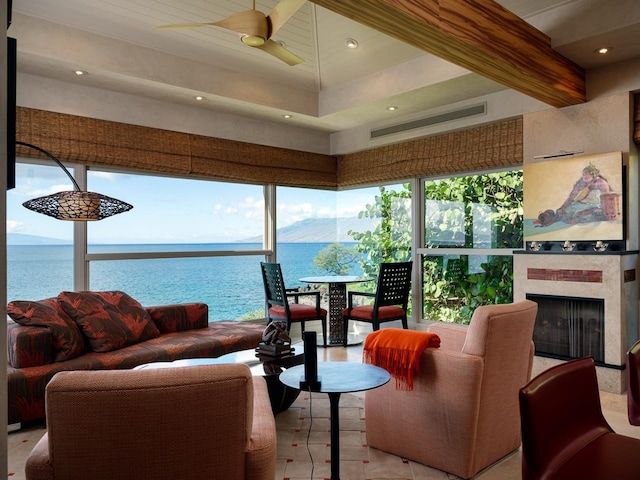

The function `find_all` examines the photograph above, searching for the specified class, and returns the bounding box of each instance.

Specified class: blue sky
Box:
[7,160,383,244]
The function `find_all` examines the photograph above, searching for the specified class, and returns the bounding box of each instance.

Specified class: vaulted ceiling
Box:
[9,0,640,134]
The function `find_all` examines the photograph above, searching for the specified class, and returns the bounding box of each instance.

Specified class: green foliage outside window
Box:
[424,171,523,323]
[342,172,523,324]
[348,184,412,282]
[313,242,360,275]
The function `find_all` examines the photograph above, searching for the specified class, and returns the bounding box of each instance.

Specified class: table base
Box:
[328,283,347,343]
[263,375,301,413]
[326,333,364,347]
[279,362,390,480]
[329,392,341,480]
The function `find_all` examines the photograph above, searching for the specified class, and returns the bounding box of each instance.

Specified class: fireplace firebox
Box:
[527,294,604,363]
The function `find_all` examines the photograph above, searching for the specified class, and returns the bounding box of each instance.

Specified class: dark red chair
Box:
[626,339,640,425]
[260,262,327,346]
[342,261,412,346]
[519,356,640,480]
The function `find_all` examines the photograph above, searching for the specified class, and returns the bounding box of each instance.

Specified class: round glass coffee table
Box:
[135,345,304,414]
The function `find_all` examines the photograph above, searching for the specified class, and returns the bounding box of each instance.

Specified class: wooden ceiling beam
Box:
[310,0,586,108]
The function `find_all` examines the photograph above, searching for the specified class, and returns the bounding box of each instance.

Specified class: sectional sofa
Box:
[6,290,265,426]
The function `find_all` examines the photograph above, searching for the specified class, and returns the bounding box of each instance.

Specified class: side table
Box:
[279,361,390,480]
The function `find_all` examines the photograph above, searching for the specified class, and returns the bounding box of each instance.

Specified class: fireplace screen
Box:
[527,294,604,363]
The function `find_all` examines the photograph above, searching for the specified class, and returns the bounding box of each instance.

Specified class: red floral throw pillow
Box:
[58,291,160,353]
[7,298,85,362]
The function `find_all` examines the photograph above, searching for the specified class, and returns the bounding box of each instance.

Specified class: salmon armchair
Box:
[365,300,538,479]
[25,364,276,480]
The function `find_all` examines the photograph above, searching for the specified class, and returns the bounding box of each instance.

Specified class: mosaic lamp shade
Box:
[17,141,133,221]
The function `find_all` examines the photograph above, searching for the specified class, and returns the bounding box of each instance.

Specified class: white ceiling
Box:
[9,0,640,134]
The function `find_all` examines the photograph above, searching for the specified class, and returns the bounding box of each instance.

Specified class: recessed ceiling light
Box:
[387,106,399,111]
[194,95,205,101]
[283,114,292,119]
[74,70,88,76]
[595,47,612,55]
[345,38,358,49]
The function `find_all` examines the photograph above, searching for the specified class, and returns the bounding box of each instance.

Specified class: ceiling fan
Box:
[154,0,306,66]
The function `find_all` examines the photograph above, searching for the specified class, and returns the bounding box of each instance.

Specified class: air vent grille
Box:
[370,103,486,139]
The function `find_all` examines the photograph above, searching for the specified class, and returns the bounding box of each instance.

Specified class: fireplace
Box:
[514,251,638,394]
[527,294,604,363]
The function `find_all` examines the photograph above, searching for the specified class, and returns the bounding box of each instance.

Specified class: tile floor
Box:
[7,342,640,479]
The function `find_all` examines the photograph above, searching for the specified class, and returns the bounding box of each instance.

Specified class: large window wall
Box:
[7,156,522,324]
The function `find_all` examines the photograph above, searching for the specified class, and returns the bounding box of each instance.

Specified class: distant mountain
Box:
[8,216,377,245]
[243,216,376,243]
[7,233,70,245]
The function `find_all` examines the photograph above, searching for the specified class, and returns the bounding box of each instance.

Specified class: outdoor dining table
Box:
[299,275,371,345]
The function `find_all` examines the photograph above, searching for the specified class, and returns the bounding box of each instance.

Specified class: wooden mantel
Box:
[310,0,586,108]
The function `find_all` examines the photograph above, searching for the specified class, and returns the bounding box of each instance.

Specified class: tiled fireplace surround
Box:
[514,251,639,393]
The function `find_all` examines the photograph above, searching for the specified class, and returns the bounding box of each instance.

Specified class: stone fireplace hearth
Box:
[514,251,638,393]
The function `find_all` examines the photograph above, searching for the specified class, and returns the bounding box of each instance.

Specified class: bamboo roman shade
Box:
[337,118,523,187]
[15,107,337,189]
[16,107,525,189]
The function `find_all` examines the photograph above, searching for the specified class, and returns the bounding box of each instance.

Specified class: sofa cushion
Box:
[58,291,160,353]
[7,298,85,362]
[146,303,209,333]
[7,321,54,368]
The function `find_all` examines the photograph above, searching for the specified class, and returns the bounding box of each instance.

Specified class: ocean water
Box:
[7,243,361,320]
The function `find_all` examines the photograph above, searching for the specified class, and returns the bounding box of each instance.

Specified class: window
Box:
[7,162,74,301]
[420,170,523,323]
[87,171,264,249]
[7,162,269,320]
[275,185,410,282]
[85,171,267,320]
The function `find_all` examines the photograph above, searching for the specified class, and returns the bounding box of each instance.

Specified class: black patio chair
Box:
[260,262,327,346]
[342,261,412,346]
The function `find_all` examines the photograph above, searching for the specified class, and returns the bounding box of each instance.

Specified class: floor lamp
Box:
[16,141,133,221]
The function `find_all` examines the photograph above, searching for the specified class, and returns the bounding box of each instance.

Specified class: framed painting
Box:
[523,151,624,242]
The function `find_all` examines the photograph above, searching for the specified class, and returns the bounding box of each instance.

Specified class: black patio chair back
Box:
[374,261,413,310]
[261,261,288,310]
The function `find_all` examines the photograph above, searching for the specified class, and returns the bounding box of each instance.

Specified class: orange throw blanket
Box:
[363,328,441,390]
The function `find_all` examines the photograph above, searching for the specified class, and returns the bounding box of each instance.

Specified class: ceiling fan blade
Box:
[153,22,217,30]
[213,9,268,40]
[268,0,306,37]
[255,39,304,66]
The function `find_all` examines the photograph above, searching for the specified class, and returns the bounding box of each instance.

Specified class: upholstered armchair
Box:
[365,300,538,479]
[626,338,640,425]
[520,356,640,479]
[25,364,276,480]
